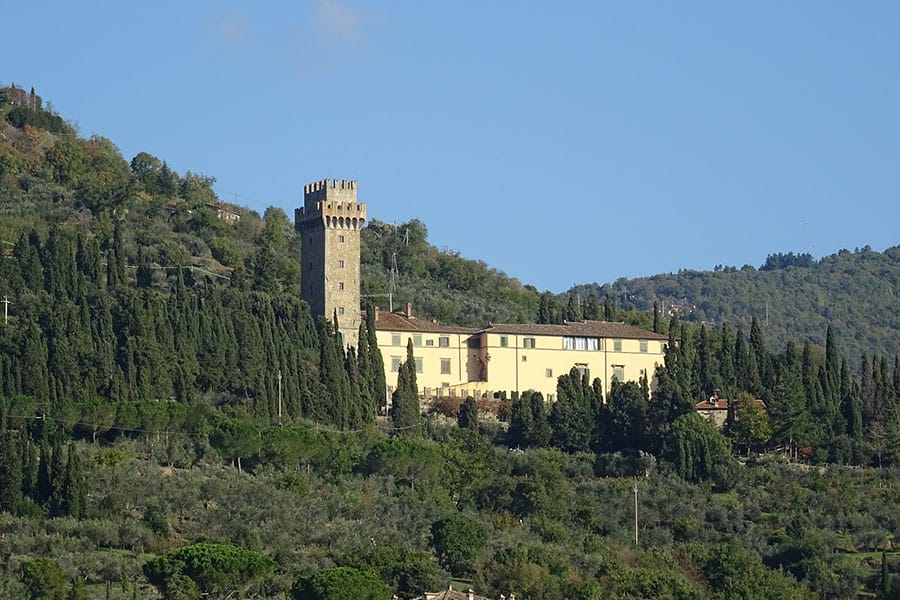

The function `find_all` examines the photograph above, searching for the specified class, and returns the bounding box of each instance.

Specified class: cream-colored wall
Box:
[481,333,663,400]
[375,330,470,396]
[375,328,665,401]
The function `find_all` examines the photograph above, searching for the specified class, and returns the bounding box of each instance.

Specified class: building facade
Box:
[295,179,366,347]
[376,306,667,401]
[296,178,667,400]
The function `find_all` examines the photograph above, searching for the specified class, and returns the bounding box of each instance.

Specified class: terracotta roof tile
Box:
[373,310,478,335]
[482,320,668,340]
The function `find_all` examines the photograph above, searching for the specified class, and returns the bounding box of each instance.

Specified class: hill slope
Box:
[569,247,900,363]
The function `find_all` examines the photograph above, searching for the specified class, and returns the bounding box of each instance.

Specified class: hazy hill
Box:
[569,247,900,364]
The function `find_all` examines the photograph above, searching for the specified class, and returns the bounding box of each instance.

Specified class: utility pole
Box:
[1,295,9,325]
[277,369,283,427]
[633,482,639,546]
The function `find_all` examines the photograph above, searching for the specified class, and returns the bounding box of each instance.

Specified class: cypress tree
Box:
[49,438,65,516]
[390,338,420,432]
[564,295,582,322]
[507,393,533,448]
[345,346,365,428]
[0,433,23,513]
[19,432,37,501]
[458,396,478,430]
[356,321,374,415]
[365,307,387,414]
[603,294,616,321]
[717,323,736,398]
[61,443,87,519]
[36,442,52,506]
[584,295,601,321]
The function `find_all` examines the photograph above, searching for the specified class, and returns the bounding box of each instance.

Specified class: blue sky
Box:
[4,1,899,292]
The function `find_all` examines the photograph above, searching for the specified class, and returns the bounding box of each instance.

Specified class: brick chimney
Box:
[405,302,412,318]
[467,589,474,600]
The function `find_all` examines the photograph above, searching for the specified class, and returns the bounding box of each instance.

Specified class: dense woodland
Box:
[0,84,899,599]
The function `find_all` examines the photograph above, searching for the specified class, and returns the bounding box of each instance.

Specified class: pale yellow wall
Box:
[375,330,470,396]
[375,328,665,401]
[480,332,663,400]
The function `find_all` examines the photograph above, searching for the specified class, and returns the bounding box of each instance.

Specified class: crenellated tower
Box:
[295,179,367,348]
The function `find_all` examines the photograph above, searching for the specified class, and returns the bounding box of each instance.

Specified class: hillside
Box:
[569,247,900,365]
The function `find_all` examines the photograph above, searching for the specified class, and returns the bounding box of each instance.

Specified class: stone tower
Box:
[295,179,367,348]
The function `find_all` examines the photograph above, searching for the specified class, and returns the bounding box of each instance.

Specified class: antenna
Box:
[389,253,399,312]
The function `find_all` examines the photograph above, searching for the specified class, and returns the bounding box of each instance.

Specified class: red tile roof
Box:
[482,320,668,340]
[373,310,478,334]
[696,398,730,411]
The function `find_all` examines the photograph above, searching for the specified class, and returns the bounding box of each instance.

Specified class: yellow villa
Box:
[375,304,667,402]
[294,179,668,405]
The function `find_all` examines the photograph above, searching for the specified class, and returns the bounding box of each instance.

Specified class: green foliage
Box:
[667,413,737,488]
[21,557,67,600]
[292,566,390,600]
[144,542,274,599]
[430,514,489,575]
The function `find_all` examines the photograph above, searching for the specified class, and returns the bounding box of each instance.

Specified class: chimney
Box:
[374,306,380,321]
[405,302,412,318]
[467,589,474,600]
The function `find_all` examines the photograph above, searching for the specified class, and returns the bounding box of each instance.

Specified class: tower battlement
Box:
[303,179,358,208]
[296,179,366,231]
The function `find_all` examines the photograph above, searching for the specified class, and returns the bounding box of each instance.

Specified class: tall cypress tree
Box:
[365,308,387,414]
[0,433,23,513]
[49,438,66,515]
[36,442,52,507]
[390,339,420,432]
[61,443,87,519]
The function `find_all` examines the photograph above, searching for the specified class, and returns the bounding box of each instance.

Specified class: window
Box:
[338,282,345,290]
[413,334,422,347]
[439,336,450,348]
[523,337,536,348]
[414,357,423,373]
[338,260,345,268]
[612,365,625,383]
[546,368,553,378]
[640,340,648,353]
[338,235,345,243]
[563,336,599,351]
[391,356,402,372]
[500,336,508,348]
[337,307,345,315]
[440,358,451,374]
[426,339,434,347]
[521,355,527,362]
[391,334,401,346]
[613,339,622,352]
[575,364,590,380]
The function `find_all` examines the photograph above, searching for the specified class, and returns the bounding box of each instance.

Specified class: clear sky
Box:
[4,2,899,292]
